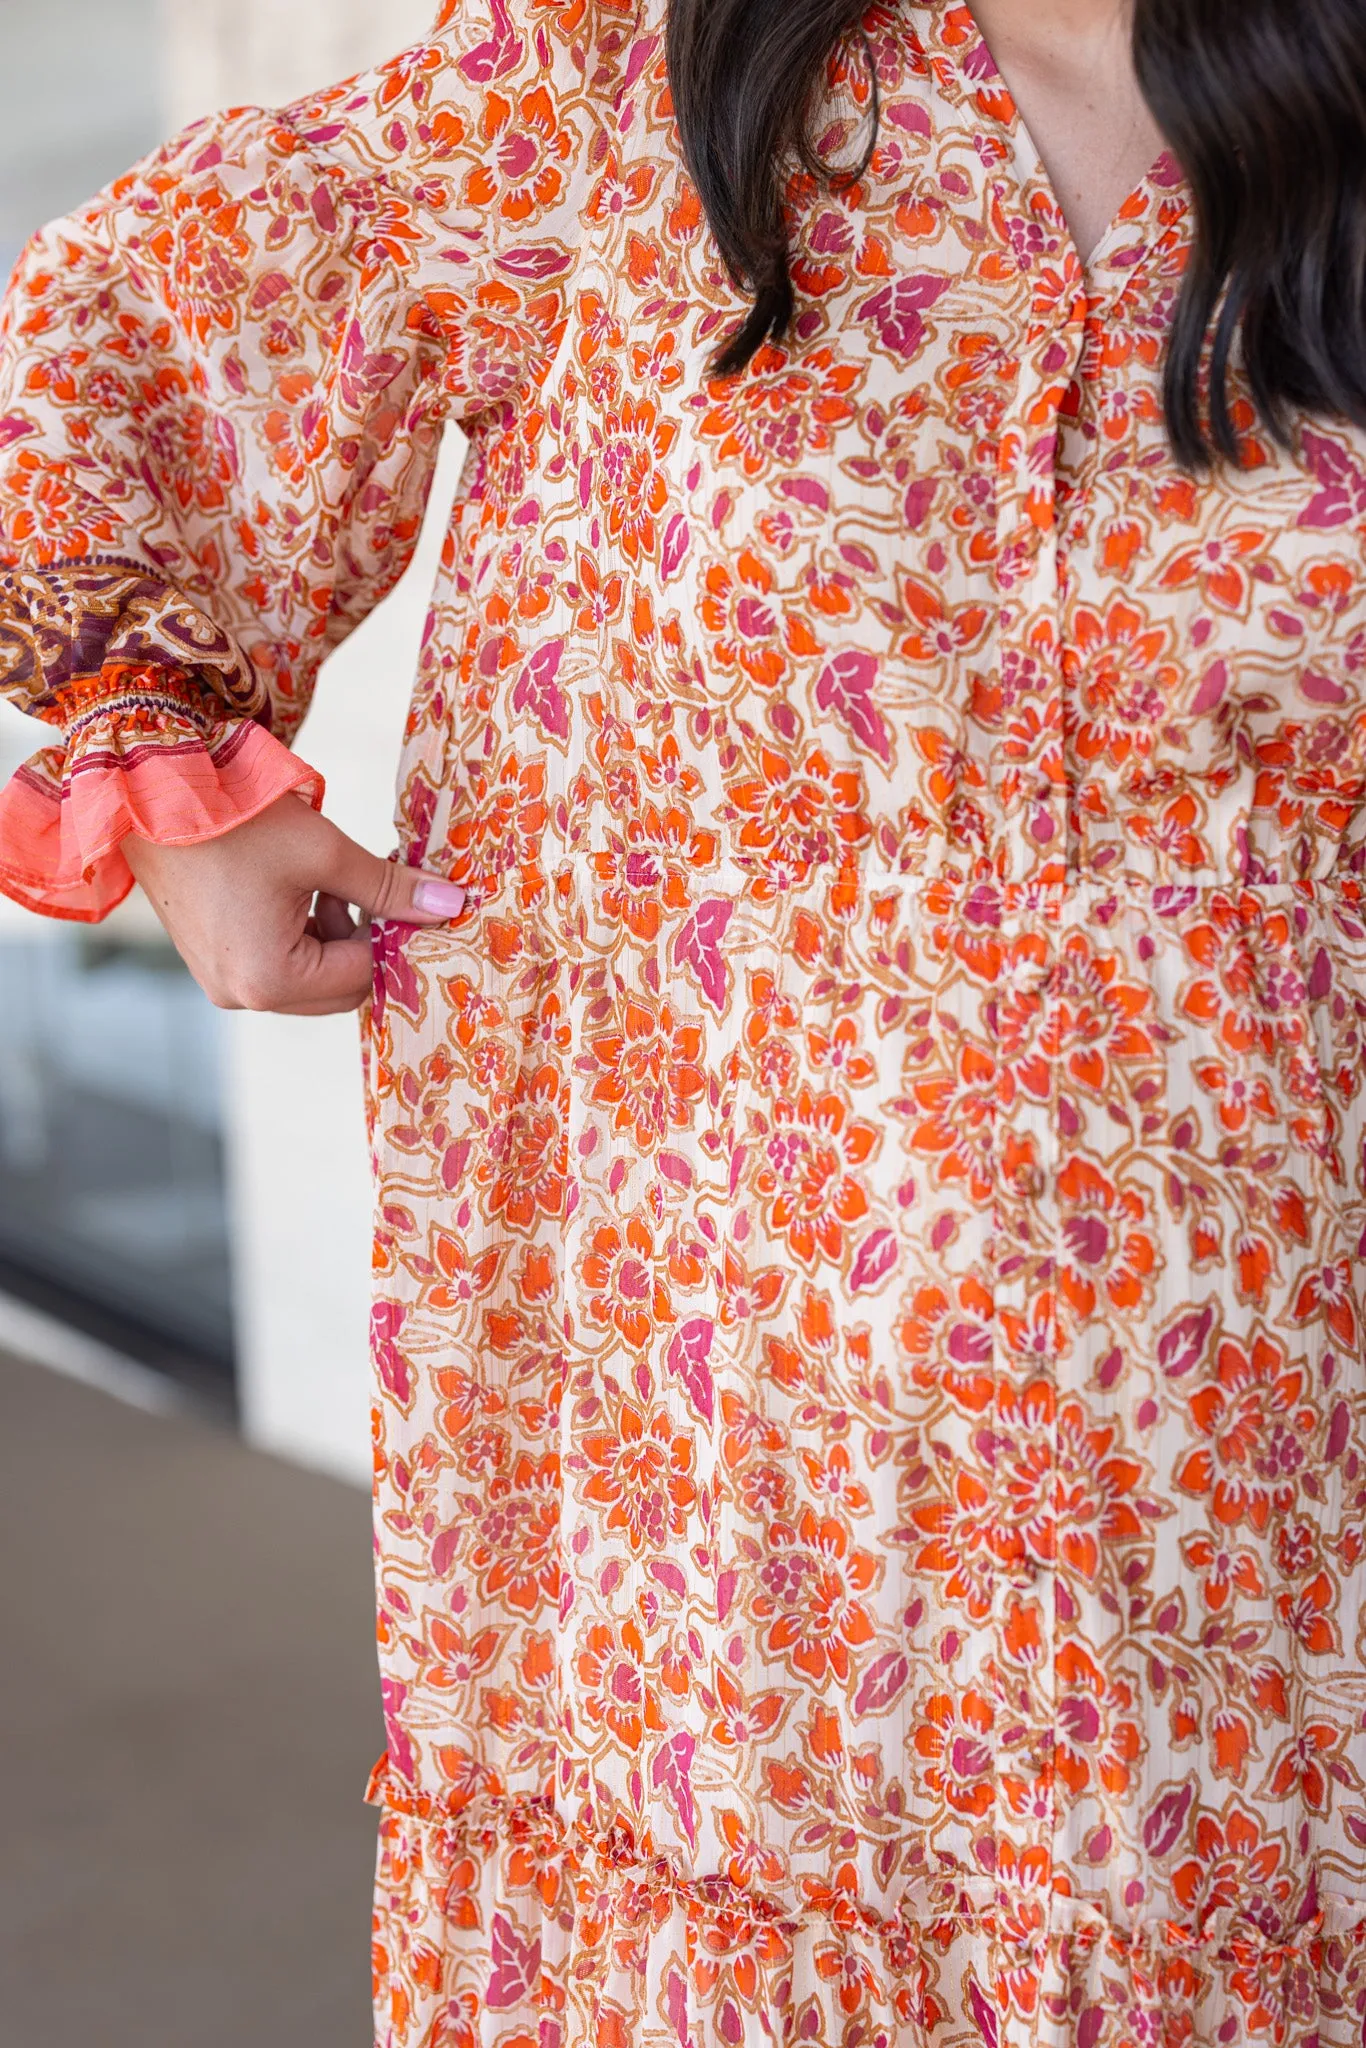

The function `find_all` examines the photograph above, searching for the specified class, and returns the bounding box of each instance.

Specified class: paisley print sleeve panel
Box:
[0,0,603,920]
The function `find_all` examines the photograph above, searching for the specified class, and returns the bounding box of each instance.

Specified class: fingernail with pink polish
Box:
[414,879,467,918]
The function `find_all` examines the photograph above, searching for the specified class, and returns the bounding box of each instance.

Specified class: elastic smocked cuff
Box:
[0,659,324,922]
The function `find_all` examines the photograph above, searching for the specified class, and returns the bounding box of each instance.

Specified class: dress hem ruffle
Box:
[366,1757,1366,2047]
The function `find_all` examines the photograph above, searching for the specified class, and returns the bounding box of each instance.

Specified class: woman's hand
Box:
[124,793,469,1016]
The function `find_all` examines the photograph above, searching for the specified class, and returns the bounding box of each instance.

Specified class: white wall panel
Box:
[162,0,462,1481]
[162,0,439,125]
[225,431,465,1485]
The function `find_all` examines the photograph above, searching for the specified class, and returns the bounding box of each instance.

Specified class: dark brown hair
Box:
[665,0,1366,468]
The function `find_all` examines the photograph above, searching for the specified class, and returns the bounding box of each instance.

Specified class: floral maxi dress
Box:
[6,2,1366,2042]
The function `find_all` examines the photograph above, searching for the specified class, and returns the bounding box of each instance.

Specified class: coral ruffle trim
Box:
[0,710,324,923]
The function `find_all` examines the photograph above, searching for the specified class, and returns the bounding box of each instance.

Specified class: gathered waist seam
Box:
[453,851,1366,902]
[369,1768,1366,1967]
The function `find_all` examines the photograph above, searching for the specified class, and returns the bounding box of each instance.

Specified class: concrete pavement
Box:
[0,1352,381,2046]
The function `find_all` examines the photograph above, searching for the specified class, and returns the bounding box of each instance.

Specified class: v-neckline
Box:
[924,0,1188,301]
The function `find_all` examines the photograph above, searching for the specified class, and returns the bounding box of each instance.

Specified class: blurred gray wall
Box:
[0,0,164,276]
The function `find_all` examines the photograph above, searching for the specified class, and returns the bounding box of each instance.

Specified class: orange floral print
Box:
[752,1506,878,1683]
[8,1,1366,2041]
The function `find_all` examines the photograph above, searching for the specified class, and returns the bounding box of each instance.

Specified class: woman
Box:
[3,0,1365,2036]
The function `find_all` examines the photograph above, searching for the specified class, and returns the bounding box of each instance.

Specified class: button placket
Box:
[983,888,1064,1957]
[983,891,1062,1933]
[981,282,1082,1928]
[990,294,1087,886]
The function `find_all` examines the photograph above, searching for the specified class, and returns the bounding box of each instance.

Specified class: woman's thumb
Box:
[320,825,469,925]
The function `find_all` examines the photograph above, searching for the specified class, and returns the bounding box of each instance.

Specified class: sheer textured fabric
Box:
[6,3,1366,2043]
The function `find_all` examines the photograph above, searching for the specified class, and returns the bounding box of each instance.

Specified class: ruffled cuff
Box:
[0,660,325,923]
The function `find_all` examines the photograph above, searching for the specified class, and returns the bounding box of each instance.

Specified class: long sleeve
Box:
[0,0,600,918]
